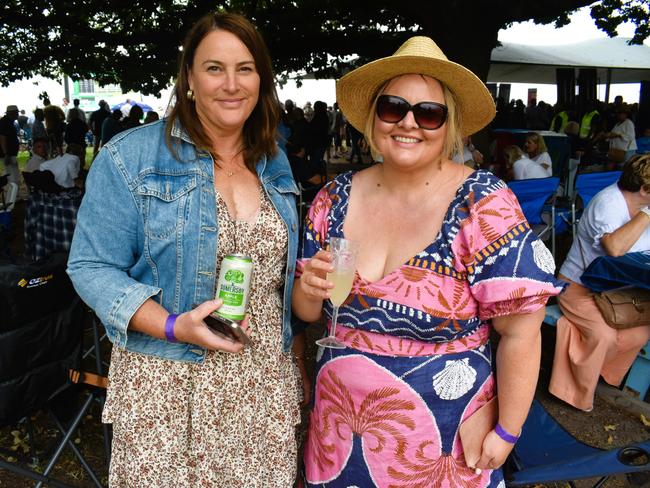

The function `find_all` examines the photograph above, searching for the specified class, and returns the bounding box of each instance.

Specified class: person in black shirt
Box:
[89,100,110,157]
[0,105,20,187]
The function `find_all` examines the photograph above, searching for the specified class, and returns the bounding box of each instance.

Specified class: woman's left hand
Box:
[474,430,515,472]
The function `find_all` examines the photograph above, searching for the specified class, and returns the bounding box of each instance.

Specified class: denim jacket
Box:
[67,119,300,361]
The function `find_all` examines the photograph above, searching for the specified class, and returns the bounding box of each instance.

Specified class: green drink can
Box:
[215,254,253,321]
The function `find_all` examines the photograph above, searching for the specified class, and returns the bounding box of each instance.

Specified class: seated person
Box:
[524,132,552,176]
[549,155,650,411]
[504,145,548,180]
[40,143,83,189]
[24,138,49,172]
[452,136,483,169]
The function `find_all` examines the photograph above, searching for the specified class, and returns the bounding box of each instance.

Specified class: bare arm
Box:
[292,249,333,322]
[128,298,249,353]
[600,210,650,257]
[475,307,545,471]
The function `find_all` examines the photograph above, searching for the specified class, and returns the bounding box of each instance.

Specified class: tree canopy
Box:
[1,0,648,95]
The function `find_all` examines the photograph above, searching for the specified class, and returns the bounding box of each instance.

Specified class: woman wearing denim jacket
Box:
[68,13,303,487]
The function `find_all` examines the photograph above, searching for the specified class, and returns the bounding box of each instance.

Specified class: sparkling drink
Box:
[328,269,355,306]
[316,237,359,349]
[215,254,253,321]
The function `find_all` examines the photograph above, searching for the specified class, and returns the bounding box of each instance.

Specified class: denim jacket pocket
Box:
[137,174,197,240]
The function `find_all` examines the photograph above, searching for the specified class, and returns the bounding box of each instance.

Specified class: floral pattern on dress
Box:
[104,186,302,488]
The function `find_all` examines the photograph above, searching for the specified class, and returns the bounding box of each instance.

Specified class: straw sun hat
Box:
[336,36,496,137]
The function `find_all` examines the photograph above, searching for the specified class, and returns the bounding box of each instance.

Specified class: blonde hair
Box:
[619,154,650,192]
[525,132,548,158]
[363,75,463,162]
[503,145,525,167]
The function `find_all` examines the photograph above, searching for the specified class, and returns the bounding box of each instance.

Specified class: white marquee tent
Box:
[488,37,650,84]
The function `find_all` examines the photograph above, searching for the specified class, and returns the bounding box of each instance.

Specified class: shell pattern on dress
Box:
[532,239,556,275]
[432,358,477,400]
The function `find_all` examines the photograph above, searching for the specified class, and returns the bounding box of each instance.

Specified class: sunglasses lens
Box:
[376,96,408,123]
[413,103,447,130]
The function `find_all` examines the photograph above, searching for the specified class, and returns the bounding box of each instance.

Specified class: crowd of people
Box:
[0,11,648,488]
[0,99,160,197]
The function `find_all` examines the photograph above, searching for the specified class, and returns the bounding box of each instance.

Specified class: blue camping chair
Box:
[571,171,622,239]
[507,399,650,487]
[508,176,560,257]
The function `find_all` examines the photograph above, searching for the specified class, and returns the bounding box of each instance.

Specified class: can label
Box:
[215,254,253,321]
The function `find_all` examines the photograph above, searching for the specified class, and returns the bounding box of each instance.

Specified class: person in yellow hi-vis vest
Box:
[550,104,569,133]
[579,101,601,139]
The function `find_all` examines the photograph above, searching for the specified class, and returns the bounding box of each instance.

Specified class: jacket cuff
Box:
[107,282,162,348]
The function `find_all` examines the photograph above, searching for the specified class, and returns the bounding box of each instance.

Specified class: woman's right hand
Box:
[174,300,250,353]
[297,249,334,302]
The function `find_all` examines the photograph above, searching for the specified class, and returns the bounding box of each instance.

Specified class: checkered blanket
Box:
[24,189,83,260]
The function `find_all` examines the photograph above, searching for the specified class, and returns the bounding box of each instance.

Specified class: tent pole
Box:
[605,68,612,103]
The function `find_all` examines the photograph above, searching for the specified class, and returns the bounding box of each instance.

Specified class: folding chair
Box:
[506,399,650,487]
[0,252,108,488]
[0,180,18,258]
[623,339,650,402]
[508,176,560,257]
[571,170,622,239]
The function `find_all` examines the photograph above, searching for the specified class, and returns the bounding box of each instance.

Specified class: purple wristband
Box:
[165,314,179,343]
[494,423,519,444]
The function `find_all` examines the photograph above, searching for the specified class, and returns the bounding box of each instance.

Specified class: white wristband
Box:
[640,207,650,218]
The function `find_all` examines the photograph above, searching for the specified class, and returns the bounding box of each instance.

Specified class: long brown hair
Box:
[165,12,280,169]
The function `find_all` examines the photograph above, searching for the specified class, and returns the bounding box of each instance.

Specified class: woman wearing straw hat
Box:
[293,36,564,486]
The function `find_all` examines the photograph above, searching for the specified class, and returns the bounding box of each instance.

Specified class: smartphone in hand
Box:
[203,312,251,347]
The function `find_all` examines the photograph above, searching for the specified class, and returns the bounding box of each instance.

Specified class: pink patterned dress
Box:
[297,170,564,488]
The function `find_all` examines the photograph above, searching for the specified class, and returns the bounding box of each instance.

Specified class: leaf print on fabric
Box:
[386,451,488,488]
[459,188,527,262]
[304,356,442,486]
[423,280,475,332]
[305,182,337,247]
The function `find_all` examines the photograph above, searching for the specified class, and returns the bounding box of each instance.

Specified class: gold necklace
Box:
[216,163,245,177]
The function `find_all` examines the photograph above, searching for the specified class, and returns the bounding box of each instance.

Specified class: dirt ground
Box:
[1,193,649,487]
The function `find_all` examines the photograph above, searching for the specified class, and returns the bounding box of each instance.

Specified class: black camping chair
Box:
[0,252,108,487]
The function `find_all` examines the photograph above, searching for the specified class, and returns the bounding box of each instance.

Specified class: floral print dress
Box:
[104,187,302,488]
[297,170,564,488]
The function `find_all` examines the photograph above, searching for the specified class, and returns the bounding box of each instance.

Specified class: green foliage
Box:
[0,0,647,94]
[591,0,650,44]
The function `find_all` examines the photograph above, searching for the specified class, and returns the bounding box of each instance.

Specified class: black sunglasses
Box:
[375,95,448,130]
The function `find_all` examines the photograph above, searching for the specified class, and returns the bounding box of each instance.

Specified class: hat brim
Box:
[336,55,496,137]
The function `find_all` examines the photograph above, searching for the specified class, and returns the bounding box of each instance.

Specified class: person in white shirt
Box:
[451,136,483,168]
[24,138,49,173]
[40,143,82,188]
[605,105,637,163]
[550,155,650,411]
[504,145,548,180]
[524,132,553,177]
